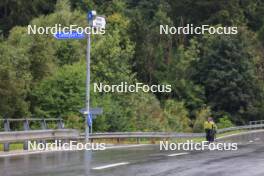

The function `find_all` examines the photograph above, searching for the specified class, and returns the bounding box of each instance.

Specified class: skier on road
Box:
[204,117,217,143]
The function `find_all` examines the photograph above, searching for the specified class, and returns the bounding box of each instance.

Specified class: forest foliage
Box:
[0,0,264,132]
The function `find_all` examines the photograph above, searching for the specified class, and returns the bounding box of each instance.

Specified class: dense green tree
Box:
[193,106,211,132]
[168,0,245,26]
[258,25,264,46]
[129,1,173,84]
[217,115,233,129]
[241,0,264,31]
[164,100,192,132]
[156,41,205,112]
[32,60,167,132]
[192,30,264,123]
[0,0,55,36]
[0,41,31,117]
[1,0,264,131]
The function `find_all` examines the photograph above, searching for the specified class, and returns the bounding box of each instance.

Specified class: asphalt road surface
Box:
[0,143,263,176]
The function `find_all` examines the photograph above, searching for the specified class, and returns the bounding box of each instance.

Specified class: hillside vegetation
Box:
[0,0,264,132]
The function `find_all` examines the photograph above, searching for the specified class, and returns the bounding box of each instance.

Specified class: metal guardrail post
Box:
[57,118,64,129]
[61,119,65,128]
[41,118,47,130]
[23,119,30,150]
[136,137,140,144]
[249,121,253,140]
[56,118,64,146]
[39,118,47,145]
[23,119,30,130]
[248,120,264,140]
[4,119,10,151]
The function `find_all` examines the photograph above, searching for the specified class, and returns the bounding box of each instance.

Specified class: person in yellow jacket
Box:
[204,117,217,142]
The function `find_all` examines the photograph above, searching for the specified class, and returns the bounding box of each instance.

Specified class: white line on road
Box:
[0,150,64,158]
[92,162,130,170]
[0,144,151,158]
[167,152,189,157]
[105,144,150,150]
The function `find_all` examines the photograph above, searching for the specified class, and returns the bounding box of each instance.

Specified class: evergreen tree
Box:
[192,30,263,123]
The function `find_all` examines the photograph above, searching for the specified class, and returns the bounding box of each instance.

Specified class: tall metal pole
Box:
[85,33,91,142]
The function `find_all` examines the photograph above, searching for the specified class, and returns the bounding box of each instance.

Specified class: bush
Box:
[164,100,192,132]
[193,106,211,132]
[217,116,233,129]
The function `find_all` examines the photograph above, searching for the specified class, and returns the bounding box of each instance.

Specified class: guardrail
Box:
[0,118,64,131]
[250,120,264,125]
[217,124,264,133]
[90,132,204,138]
[0,118,65,152]
[1,122,264,151]
[84,123,264,142]
[0,129,79,143]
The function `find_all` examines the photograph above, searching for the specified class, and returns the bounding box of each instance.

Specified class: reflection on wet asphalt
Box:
[0,144,264,176]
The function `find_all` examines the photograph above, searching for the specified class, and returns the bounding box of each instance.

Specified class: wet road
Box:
[0,144,263,176]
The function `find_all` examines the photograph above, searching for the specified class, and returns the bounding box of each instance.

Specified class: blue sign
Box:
[87,12,93,21]
[54,31,85,39]
[87,114,93,127]
[87,10,96,21]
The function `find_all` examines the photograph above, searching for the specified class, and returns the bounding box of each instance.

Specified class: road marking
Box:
[167,152,189,157]
[0,151,41,157]
[0,144,150,158]
[0,150,63,158]
[216,129,264,140]
[105,144,150,149]
[92,162,130,170]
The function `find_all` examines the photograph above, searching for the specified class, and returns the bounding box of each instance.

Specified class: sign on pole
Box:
[92,16,106,28]
[80,108,103,115]
[54,31,85,39]
[87,114,92,127]
[84,10,106,141]
[88,10,97,26]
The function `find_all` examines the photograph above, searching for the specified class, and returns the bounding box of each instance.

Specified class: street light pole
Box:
[85,33,91,143]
